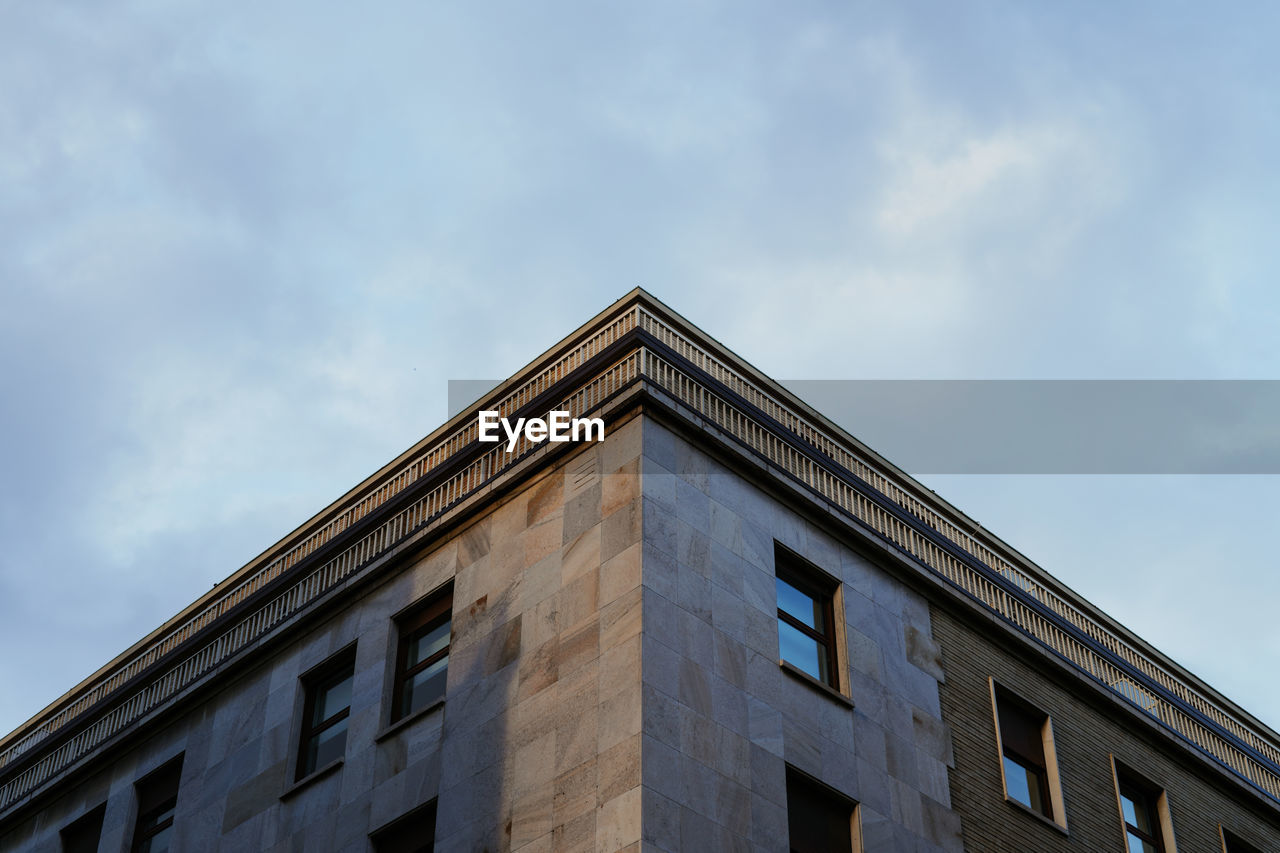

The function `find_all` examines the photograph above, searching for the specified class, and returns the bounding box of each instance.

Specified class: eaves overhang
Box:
[2,288,1278,825]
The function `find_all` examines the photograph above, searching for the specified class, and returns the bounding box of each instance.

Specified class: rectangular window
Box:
[775,546,840,690]
[60,803,106,853]
[391,585,452,724]
[371,799,438,853]
[297,648,356,781]
[1222,827,1263,853]
[1114,763,1174,853]
[992,684,1063,826]
[785,765,860,853]
[131,755,183,853]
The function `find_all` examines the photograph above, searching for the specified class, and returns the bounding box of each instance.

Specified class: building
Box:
[1,289,1278,852]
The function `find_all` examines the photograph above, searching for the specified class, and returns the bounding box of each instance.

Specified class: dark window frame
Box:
[775,545,840,691]
[1222,826,1264,853]
[131,754,183,853]
[389,584,453,724]
[785,764,859,853]
[1116,767,1167,853]
[60,802,106,853]
[994,686,1055,821]
[133,796,177,853]
[371,798,438,853]
[296,647,356,782]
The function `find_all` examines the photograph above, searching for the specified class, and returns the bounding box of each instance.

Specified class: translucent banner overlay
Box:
[450,379,1280,474]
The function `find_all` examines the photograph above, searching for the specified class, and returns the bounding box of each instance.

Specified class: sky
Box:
[2,2,1279,738]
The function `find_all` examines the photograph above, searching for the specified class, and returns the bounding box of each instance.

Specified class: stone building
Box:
[1,289,1278,852]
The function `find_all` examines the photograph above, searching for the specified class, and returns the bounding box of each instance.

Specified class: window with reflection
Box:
[297,649,355,780]
[994,687,1055,820]
[391,584,452,723]
[1116,769,1168,853]
[775,546,839,689]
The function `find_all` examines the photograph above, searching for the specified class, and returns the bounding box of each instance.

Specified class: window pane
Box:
[145,805,175,831]
[1127,794,1154,835]
[1223,831,1264,853]
[305,718,348,773]
[314,674,353,725]
[407,621,450,668]
[997,700,1044,763]
[401,656,448,717]
[137,824,172,853]
[132,758,181,853]
[786,768,854,853]
[779,620,828,682]
[776,577,823,630]
[62,805,106,853]
[1127,832,1157,853]
[1003,755,1034,808]
[1120,792,1139,827]
[373,800,438,853]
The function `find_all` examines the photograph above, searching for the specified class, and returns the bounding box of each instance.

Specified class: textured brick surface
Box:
[934,604,1280,852]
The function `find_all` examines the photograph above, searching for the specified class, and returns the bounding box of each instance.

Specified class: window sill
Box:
[374,699,445,743]
[280,758,343,801]
[780,661,853,708]
[1004,795,1068,836]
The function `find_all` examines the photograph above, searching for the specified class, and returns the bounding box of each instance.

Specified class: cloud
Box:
[877,124,1078,236]
[1,0,1279,741]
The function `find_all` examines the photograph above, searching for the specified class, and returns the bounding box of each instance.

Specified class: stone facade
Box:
[4,290,1280,852]
[638,418,960,852]
[2,414,967,852]
[1,417,646,853]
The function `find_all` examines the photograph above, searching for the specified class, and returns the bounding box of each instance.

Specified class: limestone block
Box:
[562,526,602,585]
[599,584,641,652]
[640,735,683,803]
[707,501,743,554]
[596,786,642,853]
[601,458,640,519]
[641,788,681,852]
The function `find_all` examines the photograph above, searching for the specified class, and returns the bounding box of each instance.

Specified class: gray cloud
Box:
[2,1,1279,733]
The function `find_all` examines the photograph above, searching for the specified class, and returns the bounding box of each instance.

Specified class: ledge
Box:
[780,661,854,708]
[1004,794,1069,836]
[279,758,343,801]
[374,700,444,743]
[8,290,1280,822]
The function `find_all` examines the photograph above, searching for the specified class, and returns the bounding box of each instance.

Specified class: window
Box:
[60,803,106,853]
[131,755,183,853]
[390,585,452,724]
[785,765,860,853]
[992,683,1063,826]
[296,648,355,781]
[1114,764,1174,853]
[775,546,840,690]
[1221,827,1263,853]
[371,799,438,853]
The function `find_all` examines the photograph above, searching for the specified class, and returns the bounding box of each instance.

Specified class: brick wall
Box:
[934,604,1280,852]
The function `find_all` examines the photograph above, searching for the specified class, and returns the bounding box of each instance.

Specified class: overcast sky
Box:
[3,2,1279,738]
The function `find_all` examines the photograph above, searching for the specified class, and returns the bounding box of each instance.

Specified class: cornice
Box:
[2,288,1277,823]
